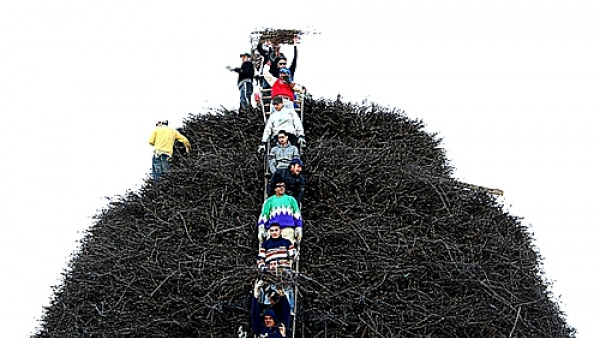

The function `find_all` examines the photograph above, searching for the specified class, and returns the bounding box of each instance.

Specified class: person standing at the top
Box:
[271,36,298,80]
[227,52,255,109]
[257,40,281,88]
[258,36,299,87]
[148,120,191,180]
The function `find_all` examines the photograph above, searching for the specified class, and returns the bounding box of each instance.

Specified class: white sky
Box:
[1,1,598,337]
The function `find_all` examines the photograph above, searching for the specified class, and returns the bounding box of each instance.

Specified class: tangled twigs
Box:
[250,28,320,45]
[35,101,574,337]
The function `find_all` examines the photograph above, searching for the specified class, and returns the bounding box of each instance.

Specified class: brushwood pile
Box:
[36,98,575,337]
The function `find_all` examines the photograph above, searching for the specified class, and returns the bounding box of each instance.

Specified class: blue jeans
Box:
[239,81,253,108]
[152,153,171,180]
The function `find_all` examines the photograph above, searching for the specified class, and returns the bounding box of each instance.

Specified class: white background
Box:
[1,1,598,336]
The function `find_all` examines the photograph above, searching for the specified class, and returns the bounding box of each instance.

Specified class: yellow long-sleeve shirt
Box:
[148,125,191,156]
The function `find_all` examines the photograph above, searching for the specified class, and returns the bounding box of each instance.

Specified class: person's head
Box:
[268,222,282,239]
[156,120,168,127]
[277,130,289,145]
[273,177,286,196]
[289,158,303,175]
[240,52,251,62]
[279,67,291,84]
[276,57,287,69]
[262,309,278,328]
[272,96,284,111]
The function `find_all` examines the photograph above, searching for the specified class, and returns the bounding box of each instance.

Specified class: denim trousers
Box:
[152,153,171,180]
[239,81,253,108]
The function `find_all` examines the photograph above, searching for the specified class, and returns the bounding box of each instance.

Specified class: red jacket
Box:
[271,79,295,100]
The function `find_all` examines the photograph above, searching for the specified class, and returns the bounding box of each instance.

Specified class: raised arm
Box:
[262,65,277,87]
[289,37,298,77]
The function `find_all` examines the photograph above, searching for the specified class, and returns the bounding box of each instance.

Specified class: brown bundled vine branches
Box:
[35,98,575,337]
[251,28,319,45]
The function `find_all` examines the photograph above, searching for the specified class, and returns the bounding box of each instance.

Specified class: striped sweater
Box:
[257,237,296,271]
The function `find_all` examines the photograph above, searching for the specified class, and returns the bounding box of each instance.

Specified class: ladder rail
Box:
[291,243,300,338]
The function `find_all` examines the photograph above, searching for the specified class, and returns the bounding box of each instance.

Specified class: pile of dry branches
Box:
[250,28,319,45]
[35,99,575,337]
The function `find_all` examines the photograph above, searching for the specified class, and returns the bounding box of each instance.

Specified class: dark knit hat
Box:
[262,309,278,322]
[272,96,283,105]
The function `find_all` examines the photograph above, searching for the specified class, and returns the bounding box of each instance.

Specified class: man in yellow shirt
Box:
[148,120,191,180]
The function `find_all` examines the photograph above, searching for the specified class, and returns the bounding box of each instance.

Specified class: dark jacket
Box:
[257,43,281,65]
[268,168,306,203]
[251,298,289,337]
[272,46,297,80]
[234,60,255,86]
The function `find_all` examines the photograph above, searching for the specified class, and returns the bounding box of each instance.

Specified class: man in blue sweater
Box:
[257,176,303,246]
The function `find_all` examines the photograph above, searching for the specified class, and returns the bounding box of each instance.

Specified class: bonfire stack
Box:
[35,98,575,337]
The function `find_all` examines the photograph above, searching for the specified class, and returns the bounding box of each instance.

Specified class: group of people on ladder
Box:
[148,35,307,337]
[227,36,307,338]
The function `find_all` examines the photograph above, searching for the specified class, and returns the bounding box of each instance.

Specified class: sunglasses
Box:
[278,62,287,66]
[275,184,285,188]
